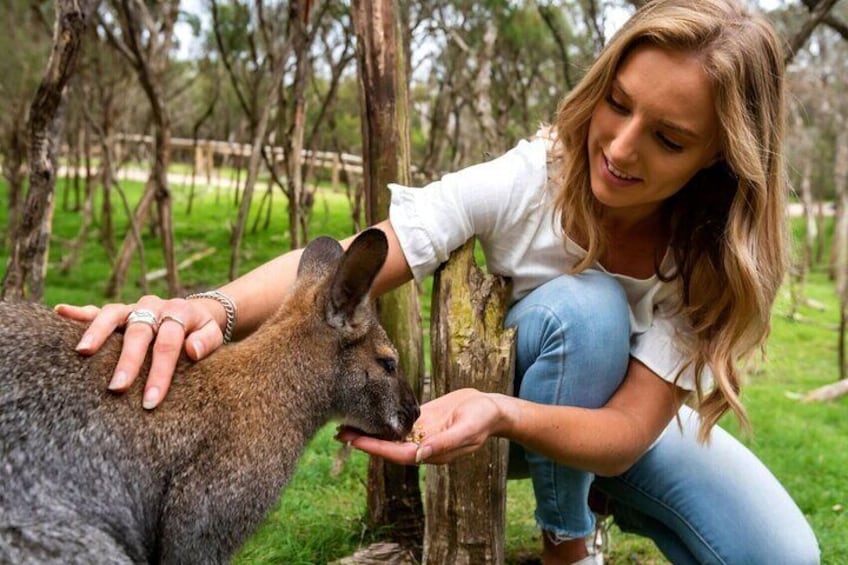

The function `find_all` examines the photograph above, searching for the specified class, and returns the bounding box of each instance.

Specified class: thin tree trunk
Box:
[228,58,285,281]
[187,85,218,216]
[2,123,27,248]
[285,0,310,249]
[785,0,841,65]
[151,120,179,295]
[63,127,81,212]
[537,4,574,90]
[99,0,181,297]
[788,143,816,319]
[471,20,500,156]
[351,0,425,556]
[105,179,155,298]
[833,130,848,378]
[60,124,96,273]
[94,96,117,259]
[815,200,826,265]
[420,77,451,181]
[2,0,89,301]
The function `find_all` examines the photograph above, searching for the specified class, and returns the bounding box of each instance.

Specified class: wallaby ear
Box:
[298,236,344,281]
[326,229,388,332]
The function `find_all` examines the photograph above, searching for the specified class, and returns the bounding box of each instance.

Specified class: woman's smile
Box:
[601,152,641,184]
[587,45,721,221]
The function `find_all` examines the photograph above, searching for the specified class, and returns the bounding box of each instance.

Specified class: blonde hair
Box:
[552,0,788,441]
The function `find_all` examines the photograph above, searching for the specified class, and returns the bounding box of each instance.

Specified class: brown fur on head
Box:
[287,228,419,440]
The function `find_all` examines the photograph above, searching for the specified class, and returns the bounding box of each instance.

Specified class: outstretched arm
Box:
[56,219,414,409]
[338,358,687,476]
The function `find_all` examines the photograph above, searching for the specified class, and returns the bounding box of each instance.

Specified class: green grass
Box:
[1,177,845,564]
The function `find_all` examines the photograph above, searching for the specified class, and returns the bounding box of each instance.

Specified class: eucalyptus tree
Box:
[304,2,360,230]
[803,14,848,381]
[61,24,139,270]
[98,0,182,298]
[206,0,329,279]
[411,0,603,178]
[298,0,358,234]
[2,0,93,301]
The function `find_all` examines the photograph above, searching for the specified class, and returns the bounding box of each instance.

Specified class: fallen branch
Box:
[803,378,848,402]
[145,247,216,283]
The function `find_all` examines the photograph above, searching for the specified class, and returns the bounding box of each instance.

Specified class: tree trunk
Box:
[105,179,155,298]
[286,0,310,249]
[2,123,27,248]
[99,106,116,259]
[425,239,514,565]
[472,20,500,156]
[99,0,181,297]
[223,0,301,279]
[833,130,848,379]
[420,76,451,181]
[228,102,276,280]
[187,86,218,216]
[351,0,425,555]
[785,0,841,65]
[788,104,816,320]
[151,119,179,296]
[2,0,89,301]
[60,123,96,273]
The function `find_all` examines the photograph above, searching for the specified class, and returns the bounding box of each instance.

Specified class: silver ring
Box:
[159,314,186,331]
[126,309,159,332]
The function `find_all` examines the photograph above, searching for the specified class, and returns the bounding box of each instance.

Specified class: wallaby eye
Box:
[377,357,397,373]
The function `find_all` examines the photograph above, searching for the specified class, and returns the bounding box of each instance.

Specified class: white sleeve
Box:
[388,138,548,283]
[630,311,713,393]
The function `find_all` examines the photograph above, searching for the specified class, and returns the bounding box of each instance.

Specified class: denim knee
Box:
[506,271,631,408]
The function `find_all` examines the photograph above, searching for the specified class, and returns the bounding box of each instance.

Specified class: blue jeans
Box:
[504,272,820,564]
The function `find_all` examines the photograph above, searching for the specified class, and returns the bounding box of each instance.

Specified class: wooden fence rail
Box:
[114,133,366,187]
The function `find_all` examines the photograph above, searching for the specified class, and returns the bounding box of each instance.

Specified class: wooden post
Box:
[425,239,515,565]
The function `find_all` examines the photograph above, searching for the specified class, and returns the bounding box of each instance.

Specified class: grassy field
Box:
[1,177,845,563]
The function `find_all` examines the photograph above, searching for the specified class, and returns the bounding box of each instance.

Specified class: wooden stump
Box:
[424,239,515,565]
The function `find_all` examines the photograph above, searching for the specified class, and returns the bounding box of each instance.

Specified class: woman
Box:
[58,0,820,563]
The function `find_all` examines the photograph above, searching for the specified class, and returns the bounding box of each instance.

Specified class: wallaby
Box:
[0,229,419,564]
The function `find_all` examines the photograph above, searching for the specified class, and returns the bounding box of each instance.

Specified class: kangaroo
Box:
[0,228,419,564]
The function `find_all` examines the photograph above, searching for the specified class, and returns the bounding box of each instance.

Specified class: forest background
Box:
[0,0,846,563]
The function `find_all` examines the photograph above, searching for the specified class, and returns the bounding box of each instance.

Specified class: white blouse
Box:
[388,136,712,392]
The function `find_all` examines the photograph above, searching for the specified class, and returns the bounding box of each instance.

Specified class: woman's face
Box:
[587,45,722,221]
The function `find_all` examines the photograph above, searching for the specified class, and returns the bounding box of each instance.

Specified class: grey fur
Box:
[0,229,419,564]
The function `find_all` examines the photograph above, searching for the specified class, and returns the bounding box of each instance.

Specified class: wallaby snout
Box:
[335,336,421,441]
[0,228,419,563]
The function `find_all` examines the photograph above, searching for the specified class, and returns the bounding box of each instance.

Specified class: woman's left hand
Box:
[335,388,509,465]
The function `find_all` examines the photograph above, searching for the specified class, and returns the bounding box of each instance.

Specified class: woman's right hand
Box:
[55,295,227,409]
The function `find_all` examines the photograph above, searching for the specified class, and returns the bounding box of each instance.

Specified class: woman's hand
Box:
[55,296,226,409]
[336,388,512,465]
